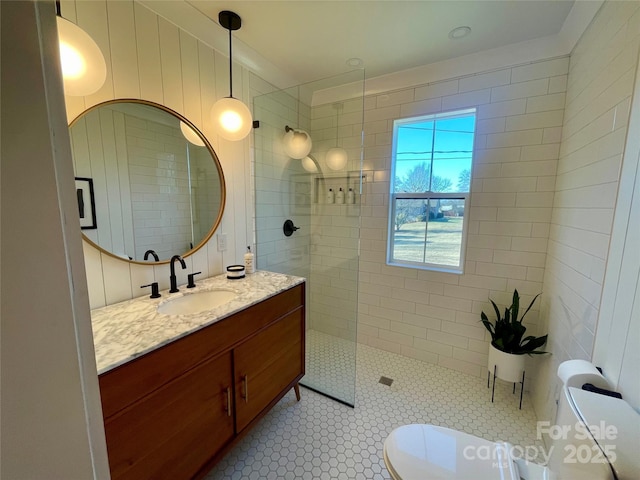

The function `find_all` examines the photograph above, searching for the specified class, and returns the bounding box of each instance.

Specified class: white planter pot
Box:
[488,344,526,383]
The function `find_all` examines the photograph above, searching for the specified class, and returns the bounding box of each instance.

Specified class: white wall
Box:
[356,57,569,378]
[61,0,268,309]
[1,1,109,477]
[533,0,640,420]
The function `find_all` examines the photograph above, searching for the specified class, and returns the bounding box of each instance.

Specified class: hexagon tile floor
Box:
[204,330,543,479]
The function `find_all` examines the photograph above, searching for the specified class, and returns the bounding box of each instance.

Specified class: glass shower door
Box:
[253,70,364,406]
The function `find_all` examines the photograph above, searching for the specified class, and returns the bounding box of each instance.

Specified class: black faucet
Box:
[169,255,187,293]
[187,271,201,289]
[144,249,159,262]
[140,282,161,299]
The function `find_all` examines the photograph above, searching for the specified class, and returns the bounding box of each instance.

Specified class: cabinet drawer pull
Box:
[242,374,248,403]
[225,386,232,417]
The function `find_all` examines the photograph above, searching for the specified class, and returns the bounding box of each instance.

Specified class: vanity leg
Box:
[294,383,301,401]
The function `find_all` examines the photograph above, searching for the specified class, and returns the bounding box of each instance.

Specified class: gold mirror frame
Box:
[69,98,226,265]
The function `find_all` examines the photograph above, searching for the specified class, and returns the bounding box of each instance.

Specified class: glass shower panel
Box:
[253,70,364,406]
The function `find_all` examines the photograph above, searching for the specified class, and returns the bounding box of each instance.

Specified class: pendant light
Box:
[55,2,107,96]
[326,103,348,171]
[283,125,312,159]
[180,121,205,146]
[210,11,253,141]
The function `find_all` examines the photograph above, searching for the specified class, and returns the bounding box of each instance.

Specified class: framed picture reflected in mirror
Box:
[75,177,97,230]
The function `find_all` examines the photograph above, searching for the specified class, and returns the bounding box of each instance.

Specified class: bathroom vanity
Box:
[91,271,305,480]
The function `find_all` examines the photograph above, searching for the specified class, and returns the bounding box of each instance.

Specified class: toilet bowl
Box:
[383,361,640,479]
[384,424,527,479]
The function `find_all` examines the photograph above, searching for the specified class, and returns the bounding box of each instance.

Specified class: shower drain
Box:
[379,376,393,386]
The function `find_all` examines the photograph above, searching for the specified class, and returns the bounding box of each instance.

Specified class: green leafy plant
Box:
[480,289,548,355]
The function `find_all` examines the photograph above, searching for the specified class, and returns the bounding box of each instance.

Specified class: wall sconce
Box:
[56,3,106,96]
[326,103,347,171]
[283,126,312,159]
[210,11,252,141]
[180,121,205,146]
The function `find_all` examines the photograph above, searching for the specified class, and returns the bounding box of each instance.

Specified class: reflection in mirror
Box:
[69,99,225,263]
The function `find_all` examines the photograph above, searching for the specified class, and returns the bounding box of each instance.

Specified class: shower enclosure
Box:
[253,70,364,406]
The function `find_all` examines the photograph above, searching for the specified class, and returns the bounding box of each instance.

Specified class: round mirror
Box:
[69,99,225,264]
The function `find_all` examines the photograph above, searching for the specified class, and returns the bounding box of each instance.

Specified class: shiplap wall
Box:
[71,111,136,258]
[533,1,640,421]
[61,0,264,308]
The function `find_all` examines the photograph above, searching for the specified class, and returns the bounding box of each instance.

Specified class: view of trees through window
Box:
[388,109,475,271]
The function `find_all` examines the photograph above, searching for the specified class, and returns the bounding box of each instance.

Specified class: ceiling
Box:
[184,0,577,85]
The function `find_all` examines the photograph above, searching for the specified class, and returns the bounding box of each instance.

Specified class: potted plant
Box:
[480,289,547,383]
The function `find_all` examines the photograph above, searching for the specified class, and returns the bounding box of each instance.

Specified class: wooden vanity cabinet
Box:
[103,352,234,480]
[235,307,304,432]
[98,283,305,480]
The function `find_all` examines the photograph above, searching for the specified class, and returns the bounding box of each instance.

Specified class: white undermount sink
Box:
[157,289,237,315]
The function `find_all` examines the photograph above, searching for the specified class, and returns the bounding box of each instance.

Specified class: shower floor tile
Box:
[301,330,357,405]
[205,330,543,479]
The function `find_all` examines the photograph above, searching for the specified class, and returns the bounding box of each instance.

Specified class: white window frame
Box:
[387,108,476,274]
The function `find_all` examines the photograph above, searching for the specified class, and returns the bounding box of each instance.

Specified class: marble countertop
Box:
[91,270,305,375]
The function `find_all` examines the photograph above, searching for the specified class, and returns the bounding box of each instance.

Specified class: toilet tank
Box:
[547,386,640,480]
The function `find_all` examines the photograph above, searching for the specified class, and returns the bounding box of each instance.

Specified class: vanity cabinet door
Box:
[104,352,234,480]
[234,307,304,432]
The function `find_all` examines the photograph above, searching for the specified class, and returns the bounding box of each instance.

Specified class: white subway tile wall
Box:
[255,83,364,339]
[127,115,192,260]
[356,56,570,380]
[253,87,312,283]
[533,1,640,422]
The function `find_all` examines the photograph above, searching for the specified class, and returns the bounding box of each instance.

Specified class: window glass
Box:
[388,109,475,273]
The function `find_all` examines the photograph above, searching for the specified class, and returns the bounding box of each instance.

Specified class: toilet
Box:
[383,361,640,479]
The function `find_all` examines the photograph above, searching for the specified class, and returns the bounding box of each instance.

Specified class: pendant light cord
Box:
[335,104,340,147]
[228,27,233,98]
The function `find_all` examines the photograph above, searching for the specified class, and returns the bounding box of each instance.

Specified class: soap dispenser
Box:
[327,188,335,204]
[336,187,345,204]
[347,187,355,204]
[244,246,255,274]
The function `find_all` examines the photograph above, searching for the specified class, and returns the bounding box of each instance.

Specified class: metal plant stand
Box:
[488,365,525,410]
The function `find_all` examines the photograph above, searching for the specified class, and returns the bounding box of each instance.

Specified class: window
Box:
[387,109,476,273]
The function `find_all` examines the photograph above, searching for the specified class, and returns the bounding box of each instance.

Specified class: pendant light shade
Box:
[326,147,348,171]
[179,121,205,146]
[211,97,252,141]
[56,16,107,96]
[211,11,253,141]
[283,126,312,159]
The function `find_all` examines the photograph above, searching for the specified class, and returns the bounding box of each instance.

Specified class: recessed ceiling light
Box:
[346,57,364,68]
[448,26,472,40]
